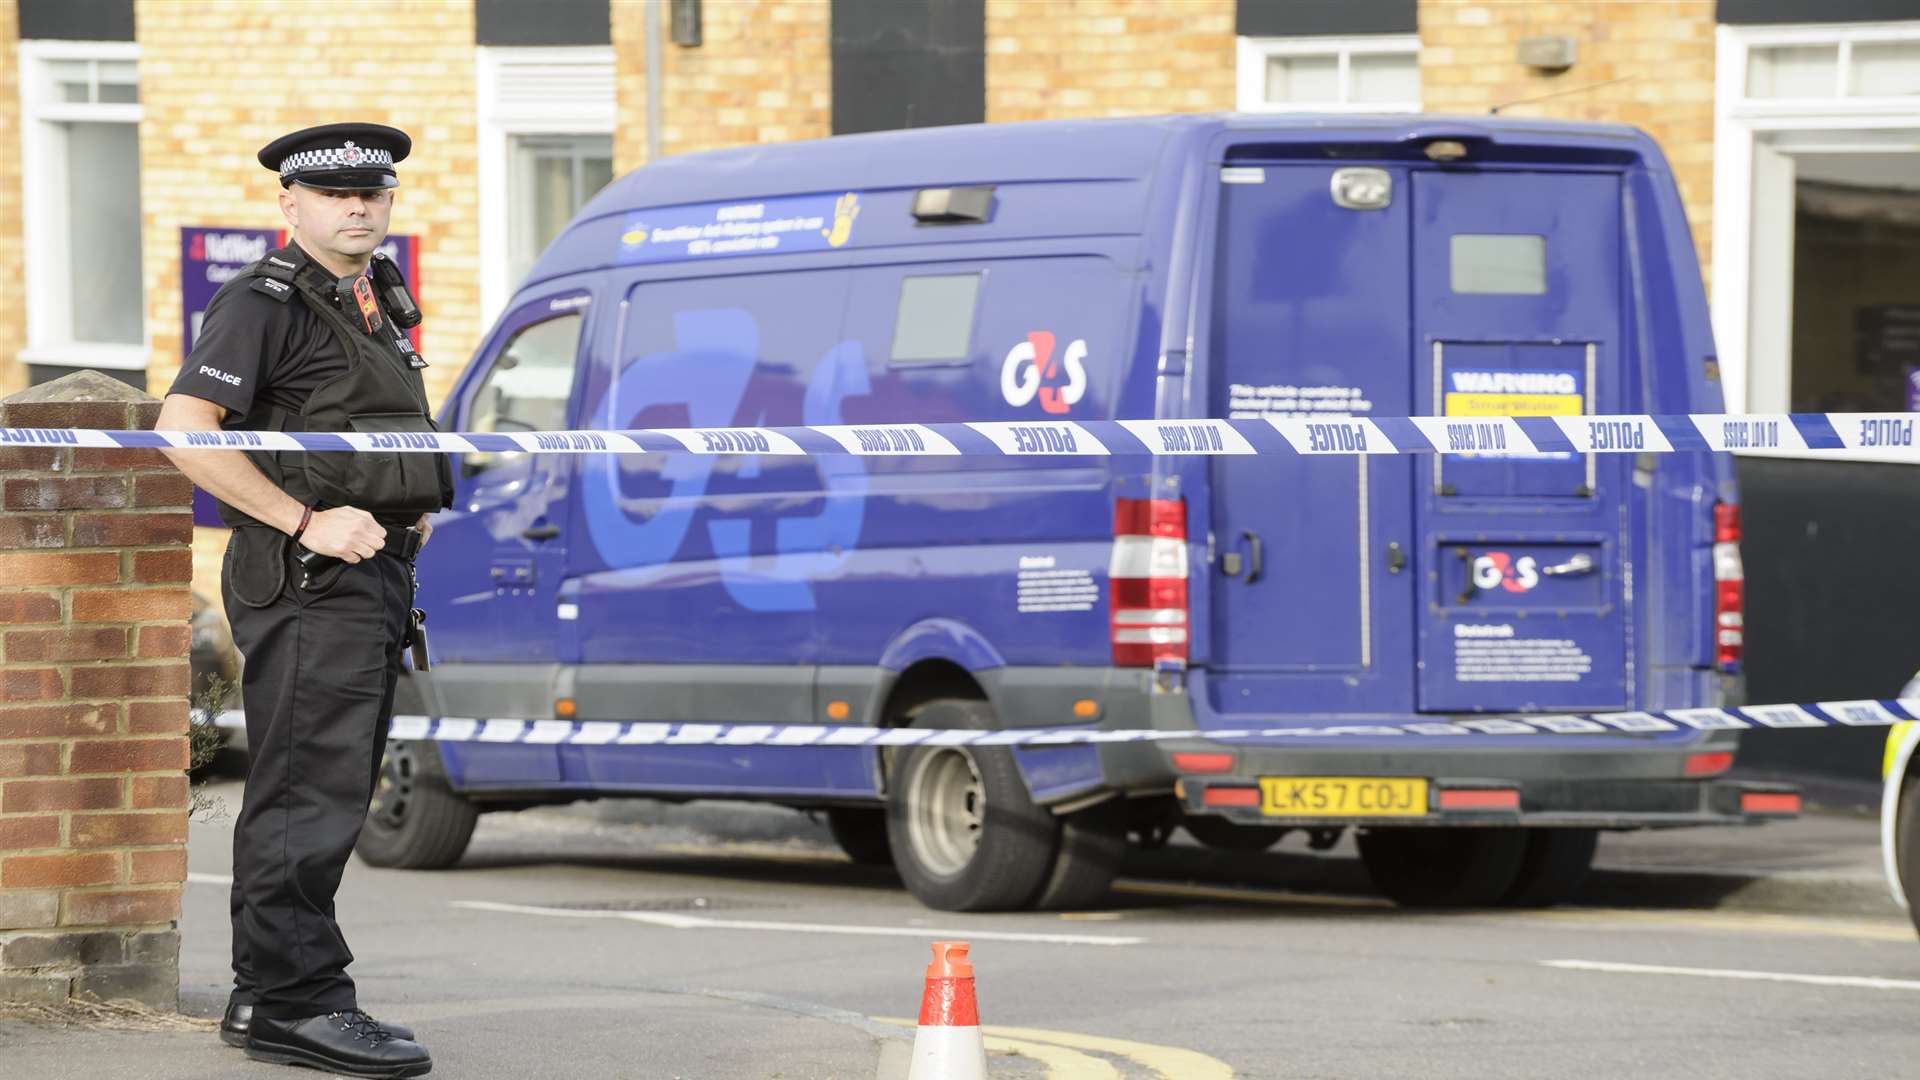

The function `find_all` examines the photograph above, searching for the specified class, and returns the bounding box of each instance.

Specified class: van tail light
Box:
[1712,502,1743,673]
[1111,497,1189,667]
[1684,750,1734,777]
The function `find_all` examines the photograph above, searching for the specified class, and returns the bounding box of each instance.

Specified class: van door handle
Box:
[1541,554,1595,577]
[1386,542,1406,575]
[521,524,561,541]
[1241,530,1263,584]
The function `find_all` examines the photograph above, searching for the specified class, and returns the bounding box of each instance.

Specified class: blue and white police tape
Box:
[7,412,1919,459]
[202,700,1920,747]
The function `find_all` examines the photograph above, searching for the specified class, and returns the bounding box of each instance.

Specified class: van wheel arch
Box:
[874,659,992,792]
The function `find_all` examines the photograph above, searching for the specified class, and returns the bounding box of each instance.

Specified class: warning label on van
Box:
[615,192,861,265]
[1229,383,1373,419]
[1452,624,1594,683]
[1443,369,1583,418]
[1017,556,1098,613]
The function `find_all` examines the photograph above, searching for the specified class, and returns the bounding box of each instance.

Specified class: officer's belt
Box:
[379,526,424,562]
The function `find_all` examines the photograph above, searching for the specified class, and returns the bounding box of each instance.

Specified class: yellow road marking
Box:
[875,1018,1235,1080]
[982,1035,1122,1079]
[985,1024,1235,1080]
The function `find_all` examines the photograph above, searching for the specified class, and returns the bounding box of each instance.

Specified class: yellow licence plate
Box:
[1259,777,1429,817]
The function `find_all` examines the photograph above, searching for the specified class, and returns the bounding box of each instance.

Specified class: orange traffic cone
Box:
[907,941,989,1080]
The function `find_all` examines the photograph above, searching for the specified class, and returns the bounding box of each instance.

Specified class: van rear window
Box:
[1451,234,1546,295]
[890,274,981,364]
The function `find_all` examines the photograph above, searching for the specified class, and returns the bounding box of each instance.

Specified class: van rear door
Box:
[1205,164,1417,717]
[1411,170,1632,712]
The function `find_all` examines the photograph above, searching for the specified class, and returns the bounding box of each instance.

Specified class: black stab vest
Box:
[217,245,454,529]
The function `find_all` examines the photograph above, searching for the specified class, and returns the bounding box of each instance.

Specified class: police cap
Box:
[257,122,410,190]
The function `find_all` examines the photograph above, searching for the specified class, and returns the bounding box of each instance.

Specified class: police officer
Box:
[158,123,450,1079]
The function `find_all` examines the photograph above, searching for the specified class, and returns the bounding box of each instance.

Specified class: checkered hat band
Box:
[278,146,395,175]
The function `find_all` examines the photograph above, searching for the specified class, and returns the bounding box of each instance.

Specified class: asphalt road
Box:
[6,780,1920,1079]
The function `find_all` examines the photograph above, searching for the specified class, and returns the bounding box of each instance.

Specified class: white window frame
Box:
[1710,21,1920,463]
[18,39,147,372]
[1236,34,1422,114]
[476,45,615,325]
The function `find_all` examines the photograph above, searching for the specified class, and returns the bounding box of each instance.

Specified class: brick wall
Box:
[611,0,832,174]
[134,0,483,414]
[986,0,1236,123]
[0,371,193,1010]
[1417,0,1718,269]
[0,1,24,400]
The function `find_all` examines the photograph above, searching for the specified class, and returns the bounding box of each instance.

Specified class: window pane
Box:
[474,314,582,435]
[96,59,138,103]
[1451,235,1546,295]
[1266,54,1339,104]
[582,155,614,203]
[532,152,575,253]
[1851,41,1920,97]
[508,134,614,291]
[1350,52,1419,104]
[1747,45,1839,98]
[891,274,981,364]
[66,122,144,344]
[47,59,91,103]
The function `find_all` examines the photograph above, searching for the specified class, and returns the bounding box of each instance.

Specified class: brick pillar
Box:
[0,370,192,1010]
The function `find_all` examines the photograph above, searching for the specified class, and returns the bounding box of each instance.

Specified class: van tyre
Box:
[1029,798,1127,911]
[1356,826,1528,907]
[887,699,1058,912]
[355,739,479,870]
[1183,816,1290,853]
[1898,776,1920,939]
[1501,828,1598,907]
[826,807,894,866]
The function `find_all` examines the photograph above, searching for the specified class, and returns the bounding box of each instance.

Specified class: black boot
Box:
[246,1011,432,1078]
[223,999,415,1047]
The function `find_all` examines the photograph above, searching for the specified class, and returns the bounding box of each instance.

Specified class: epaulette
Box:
[247,252,301,304]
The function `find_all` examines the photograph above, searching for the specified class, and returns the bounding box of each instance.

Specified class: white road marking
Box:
[187,872,233,886]
[1545,959,1920,992]
[451,900,1143,946]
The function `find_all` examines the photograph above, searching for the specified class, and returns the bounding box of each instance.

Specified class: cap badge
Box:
[342,141,363,166]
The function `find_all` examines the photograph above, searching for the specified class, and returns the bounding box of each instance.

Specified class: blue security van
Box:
[354,114,1797,911]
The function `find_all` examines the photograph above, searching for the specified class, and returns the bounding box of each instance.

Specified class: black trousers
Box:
[222,527,410,1020]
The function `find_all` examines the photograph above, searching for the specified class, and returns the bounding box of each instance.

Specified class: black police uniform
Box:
[167,123,447,1078]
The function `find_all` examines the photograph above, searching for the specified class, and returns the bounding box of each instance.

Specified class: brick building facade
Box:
[1,1,1906,411]
[2,1,1916,785]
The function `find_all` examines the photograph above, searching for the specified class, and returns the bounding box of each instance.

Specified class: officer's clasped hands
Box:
[298,505,387,563]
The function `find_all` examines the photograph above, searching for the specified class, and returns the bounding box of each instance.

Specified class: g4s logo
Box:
[580,308,869,613]
[1002,331,1088,415]
[1473,552,1539,593]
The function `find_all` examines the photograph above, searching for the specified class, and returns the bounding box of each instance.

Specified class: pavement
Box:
[2,775,1915,1079]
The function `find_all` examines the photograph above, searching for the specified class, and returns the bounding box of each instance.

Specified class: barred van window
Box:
[1451,235,1547,296]
[891,274,982,365]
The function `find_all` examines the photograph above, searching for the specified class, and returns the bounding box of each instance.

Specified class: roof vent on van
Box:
[912,186,995,225]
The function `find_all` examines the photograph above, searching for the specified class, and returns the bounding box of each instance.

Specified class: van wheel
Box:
[887,699,1058,912]
[1029,798,1127,911]
[356,740,478,870]
[1501,828,1598,907]
[1898,777,1920,939]
[1356,827,1528,907]
[1183,816,1290,853]
[826,807,894,866]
